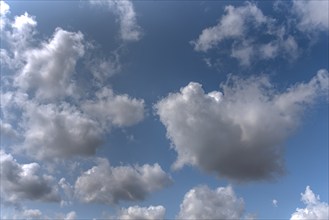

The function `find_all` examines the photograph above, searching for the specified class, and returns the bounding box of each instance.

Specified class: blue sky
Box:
[0,0,328,219]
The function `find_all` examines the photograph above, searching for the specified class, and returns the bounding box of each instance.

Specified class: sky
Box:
[0,0,328,219]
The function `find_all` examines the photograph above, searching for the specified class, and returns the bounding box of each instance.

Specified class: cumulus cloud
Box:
[290,186,329,220]
[118,205,166,220]
[273,199,278,207]
[20,101,103,160]
[89,0,142,41]
[177,185,244,219]
[292,0,328,33]
[155,69,329,181]
[74,158,172,204]
[64,211,77,220]
[22,209,42,219]
[82,87,145,128]
[14,28,85,100]
[0,150,60,205]
[192,2,299,66]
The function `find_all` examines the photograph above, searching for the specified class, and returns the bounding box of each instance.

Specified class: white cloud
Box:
[89,0,142,41]
[74,158,172,204]
[20,101,103,160]
[273,199,278,207]
[192,2,267,52]
[155,69,329,181]
[177,185,244,219]
[14,28,84,100]
[0,0,10,29]
[292,0,329,33]
[65,211,77,220]
[22,209,42,219]
[290,186,329,220]
[192,2,299,66]
[82,87,145,128]
[118,205,166,220]
[0,150,60,205]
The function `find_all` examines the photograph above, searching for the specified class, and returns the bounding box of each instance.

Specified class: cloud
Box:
[22,209,42,219]
[192,2,299,66]
[292,0,328,33]
[155,69,329,181]
[19,101,103,160]
[74,158,172,204]
[89,0,142,41]
[118,205,166,220]
[177,185,244,219]
[14,28,85,100]
[0,0,10,29]
[290,186,329,220]
[82,87,145,128]
[65,211,77,220]
[0,150,60,205]
[273,199,278,207]
[192,2,267,52]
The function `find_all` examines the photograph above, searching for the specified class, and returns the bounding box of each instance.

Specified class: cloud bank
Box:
[156,69,328,181]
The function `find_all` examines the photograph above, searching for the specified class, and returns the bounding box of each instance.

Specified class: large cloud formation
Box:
[74,158,172,204]
[1,2,146,161]
[118,205,166,220]
[0,150,60,205]
[156,69,329,181]
[177,185,244,219]
[290,186,329,220]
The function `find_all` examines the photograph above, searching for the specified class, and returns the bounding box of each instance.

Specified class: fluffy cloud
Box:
[20,101,103,160]
[74,158,172,204]
[89,0,142,41]
[177,185,244,219]
[155,69,329,181]
[290,186,329,220]
[14,28,84,100]
[64,211,77,220]
[292,0,328,33]
[22,209,42,219]
[118,205,166,220]
[192,2,299,66]
[192,2,267,52]
[0,150,60,205]
[82,87,145,128]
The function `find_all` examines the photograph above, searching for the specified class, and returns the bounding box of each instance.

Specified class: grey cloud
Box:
[177,185,244,219]
[74,158,172,204]
[155,70,328,181]
[14,28,84,101]
[0,150,60,204]
[20,101,103,160]
[82,87,145,129]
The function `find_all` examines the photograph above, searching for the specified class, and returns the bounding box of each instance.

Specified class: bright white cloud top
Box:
[290,186,329,220]
[0,0,328,219]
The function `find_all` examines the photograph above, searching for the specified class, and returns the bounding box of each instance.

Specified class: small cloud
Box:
[272,199,278,207]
